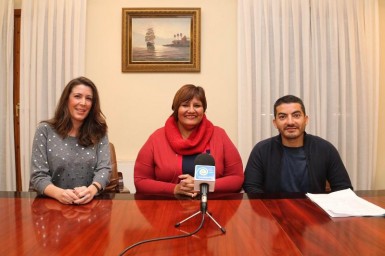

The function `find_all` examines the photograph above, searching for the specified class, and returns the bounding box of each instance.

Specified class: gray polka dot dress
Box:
[30,122,111,194]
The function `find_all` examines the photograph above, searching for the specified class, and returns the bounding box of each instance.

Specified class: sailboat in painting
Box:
[145,28,155,49]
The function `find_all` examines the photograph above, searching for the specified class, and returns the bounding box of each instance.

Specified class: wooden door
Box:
[14,9,21,191]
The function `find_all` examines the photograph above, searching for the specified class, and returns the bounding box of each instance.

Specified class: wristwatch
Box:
[92,183,103,194]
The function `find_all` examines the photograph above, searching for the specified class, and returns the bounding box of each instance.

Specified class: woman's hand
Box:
[44,184,79,204]
[174,174,198,198]
[55,188,80,205]
[72,185,98,205]
[44,183,98,204]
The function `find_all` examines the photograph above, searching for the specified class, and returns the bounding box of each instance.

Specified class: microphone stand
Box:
[175,185,226,233]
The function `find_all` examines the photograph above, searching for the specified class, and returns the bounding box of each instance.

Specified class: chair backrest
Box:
[104,142,120,192]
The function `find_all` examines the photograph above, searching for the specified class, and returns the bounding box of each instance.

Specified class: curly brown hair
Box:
[45,76,107,146]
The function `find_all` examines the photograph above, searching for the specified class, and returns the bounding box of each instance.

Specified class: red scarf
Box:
[165,115,214,155]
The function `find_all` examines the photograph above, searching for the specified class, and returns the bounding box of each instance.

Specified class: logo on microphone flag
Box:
[195,165,215,180]
[194,165,215,192]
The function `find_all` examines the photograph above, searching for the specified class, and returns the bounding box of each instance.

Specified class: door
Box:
[14,9,21,191]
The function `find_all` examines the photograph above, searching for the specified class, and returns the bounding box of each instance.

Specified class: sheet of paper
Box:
[306,189,385,217]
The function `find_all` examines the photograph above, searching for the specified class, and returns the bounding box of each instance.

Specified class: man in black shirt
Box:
[243,95,352,193]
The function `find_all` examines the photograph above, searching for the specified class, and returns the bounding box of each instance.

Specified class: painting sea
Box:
[132,45,190,62]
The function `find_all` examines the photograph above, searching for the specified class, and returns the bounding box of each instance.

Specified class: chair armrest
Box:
[118,172,130,193]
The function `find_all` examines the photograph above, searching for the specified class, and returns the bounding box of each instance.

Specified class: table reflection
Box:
[31,196,112,255]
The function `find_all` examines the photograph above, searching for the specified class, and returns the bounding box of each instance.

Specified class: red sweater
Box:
[134,126,244,195]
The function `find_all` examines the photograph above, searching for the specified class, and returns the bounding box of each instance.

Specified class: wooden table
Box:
[0,191,384,256]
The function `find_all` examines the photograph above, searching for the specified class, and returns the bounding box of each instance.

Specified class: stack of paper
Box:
[306,189,385,217]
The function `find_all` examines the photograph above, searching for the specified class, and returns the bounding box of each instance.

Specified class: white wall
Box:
[85,1,238,191]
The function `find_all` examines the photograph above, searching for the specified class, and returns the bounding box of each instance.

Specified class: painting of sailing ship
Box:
[122,8,200,72]
[131,17,192,62]
[145,28,155,49]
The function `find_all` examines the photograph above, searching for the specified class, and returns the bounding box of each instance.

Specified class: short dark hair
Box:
[171,84,207,121]
[45,76,107,146]
[274,95,306,117]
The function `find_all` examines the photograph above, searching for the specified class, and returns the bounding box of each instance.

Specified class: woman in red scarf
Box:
[134,84,244,197]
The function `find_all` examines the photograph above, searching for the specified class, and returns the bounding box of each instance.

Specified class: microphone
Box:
[194,153,215,213]
[176,153,225,233]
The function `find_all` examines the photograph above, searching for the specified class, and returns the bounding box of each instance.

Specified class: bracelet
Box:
[92,183,102,194]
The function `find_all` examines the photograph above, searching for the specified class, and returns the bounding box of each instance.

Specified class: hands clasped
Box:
[59,186,95,205]
[174,174,198,198]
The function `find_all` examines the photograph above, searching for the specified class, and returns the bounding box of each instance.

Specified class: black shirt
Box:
[182,153,199,176]
[280,146,309,192]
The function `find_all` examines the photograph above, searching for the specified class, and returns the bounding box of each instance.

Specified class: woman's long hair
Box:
[45,76,107,146]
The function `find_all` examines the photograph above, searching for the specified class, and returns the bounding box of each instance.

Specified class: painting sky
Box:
[132,17,191,47]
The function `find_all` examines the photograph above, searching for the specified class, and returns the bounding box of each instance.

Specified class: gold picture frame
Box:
[122,8,201,72]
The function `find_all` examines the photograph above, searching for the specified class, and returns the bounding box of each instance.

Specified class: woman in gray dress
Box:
[30,76,111,204]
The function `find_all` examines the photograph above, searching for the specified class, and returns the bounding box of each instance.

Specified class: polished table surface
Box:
[0,190,384,256]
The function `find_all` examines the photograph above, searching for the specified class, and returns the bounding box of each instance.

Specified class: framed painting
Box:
[122,8,201,72]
